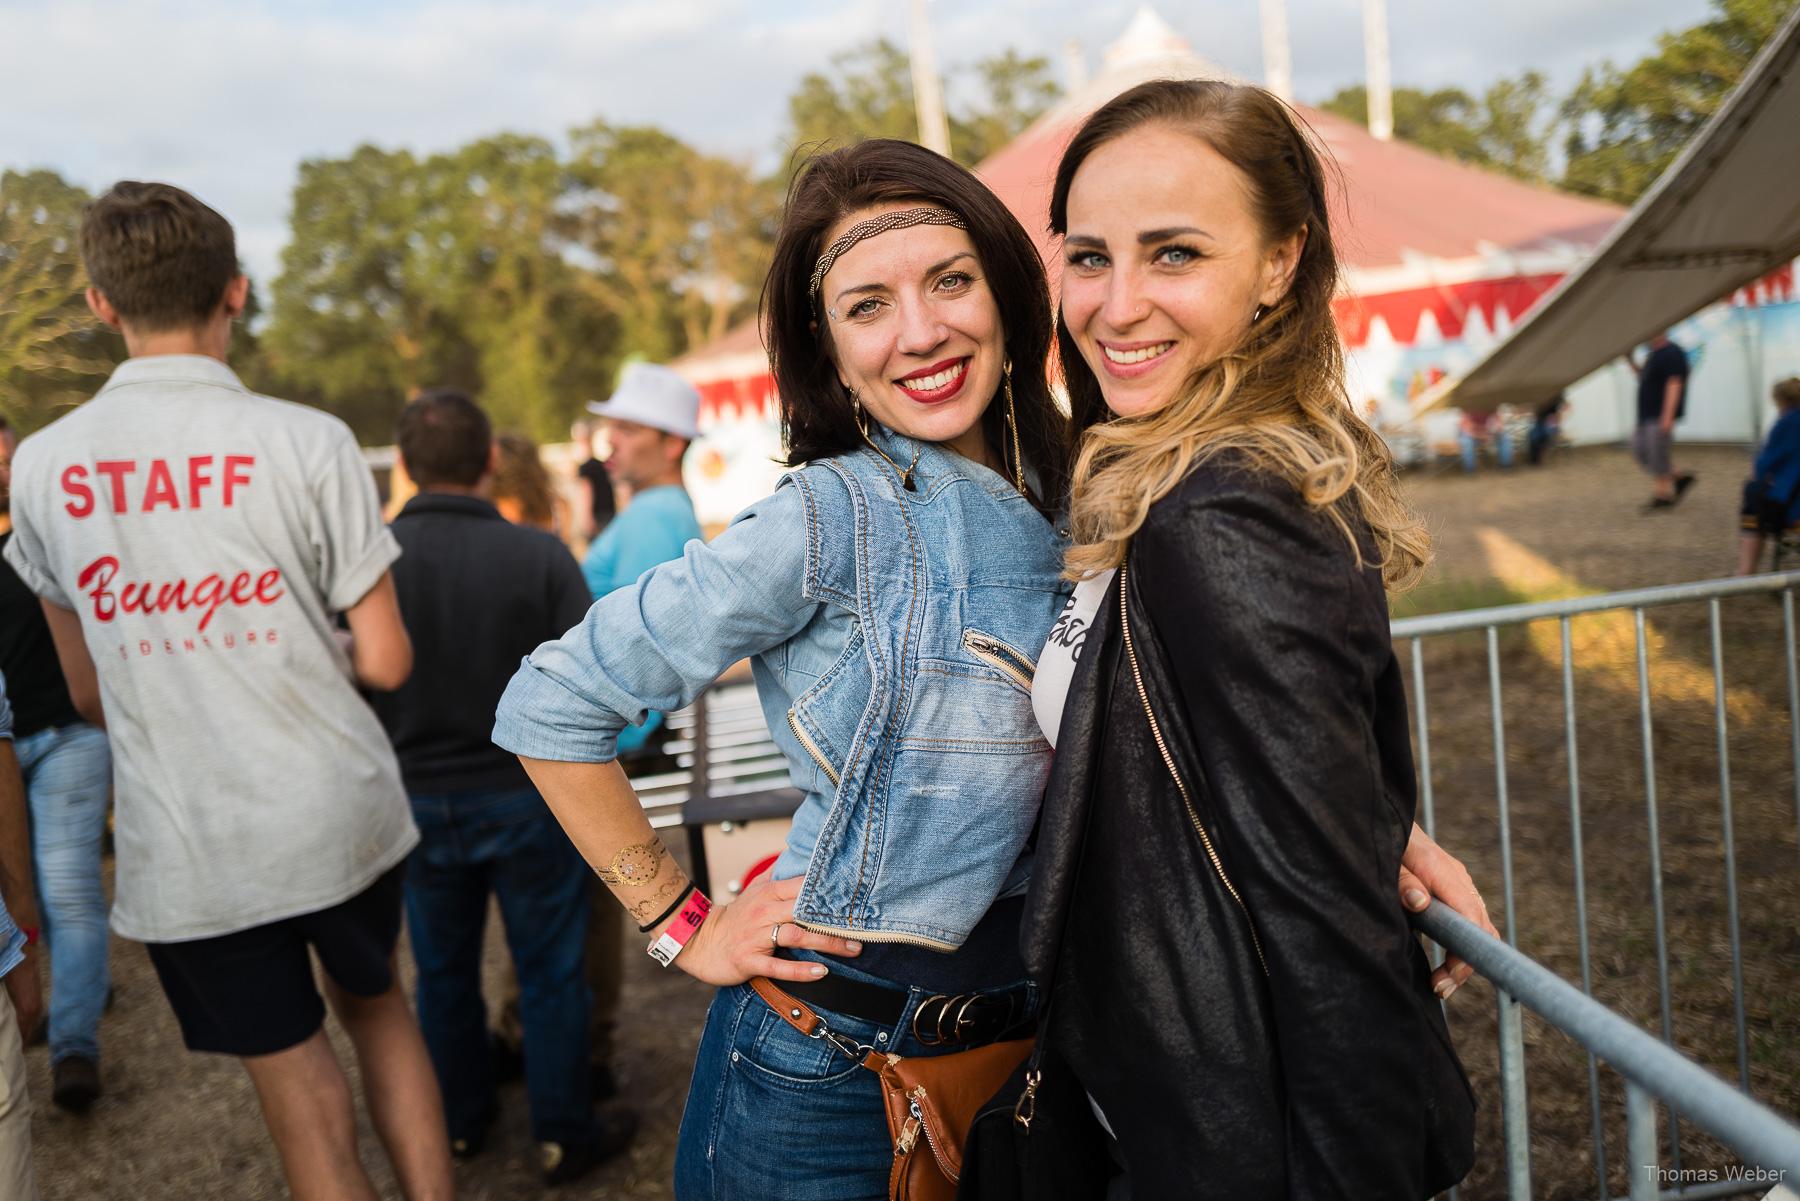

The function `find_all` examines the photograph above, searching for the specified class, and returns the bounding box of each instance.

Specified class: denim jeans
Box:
[403,786,594,1146]
[673,965,1036,1201]
[16,722,112,1066]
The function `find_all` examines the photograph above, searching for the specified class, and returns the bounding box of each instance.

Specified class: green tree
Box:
[1320,75,1550,181]
[781,39,1062,166]
[954,49,1064,164]
[567,122,776,365]
[1559,0,1798,203]
[0,170,120,429]
[260,138,616,442]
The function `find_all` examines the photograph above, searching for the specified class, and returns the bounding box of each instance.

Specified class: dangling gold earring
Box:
[1001,359,1026,495]
[851,387,921,492]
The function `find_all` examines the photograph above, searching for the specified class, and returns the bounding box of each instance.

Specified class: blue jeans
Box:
[404,786,595,1145]
[673,967,1037,1201]
[17,723,112,1065]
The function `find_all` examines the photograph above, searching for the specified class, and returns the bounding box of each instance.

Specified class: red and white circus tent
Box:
[675,7,1624,522]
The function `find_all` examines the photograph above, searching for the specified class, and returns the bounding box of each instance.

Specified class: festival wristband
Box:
[18,927,38,948]
[647,889,712,967]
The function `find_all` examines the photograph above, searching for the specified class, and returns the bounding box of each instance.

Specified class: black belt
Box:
[777,969,1031,1048]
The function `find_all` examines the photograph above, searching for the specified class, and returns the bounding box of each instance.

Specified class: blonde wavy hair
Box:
[1052,80,1430,591]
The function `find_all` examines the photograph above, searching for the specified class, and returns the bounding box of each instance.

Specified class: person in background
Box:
[1736,377,1800,575]
[571,418,617,543]
[1528,393,1568,466]
[1458,407,1513,473]
[1627,332,1696,510]
[0,414,113,1113]
[495,362,703,1118]
[491,432,572,541]
[4,181,451,1201]
[368,390,634,1184]
[0,671,45,1201]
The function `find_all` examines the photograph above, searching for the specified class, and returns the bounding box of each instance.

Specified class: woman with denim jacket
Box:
[495,137,1486,1200]
[1021,81,1481,1198]
[495,140,1069,1200]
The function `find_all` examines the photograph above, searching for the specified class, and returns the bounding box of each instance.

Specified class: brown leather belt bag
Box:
[750,977,1033,1201]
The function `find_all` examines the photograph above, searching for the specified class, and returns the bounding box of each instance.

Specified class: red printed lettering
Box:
[142,460,180,512]
[222,455,254,506]
[76,554,286,632]
[187,456,213,508]
[62,465,94,518]
[78,556,119,621]
[94,461,135,513]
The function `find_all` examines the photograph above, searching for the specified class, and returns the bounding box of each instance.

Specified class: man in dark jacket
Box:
[368,389,634,1185]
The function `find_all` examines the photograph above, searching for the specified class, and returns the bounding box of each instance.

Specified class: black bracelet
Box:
[637,881,697,934]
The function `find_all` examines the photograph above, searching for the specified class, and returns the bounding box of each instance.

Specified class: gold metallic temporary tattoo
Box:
[596,840,669,889]
[627,873,690,921]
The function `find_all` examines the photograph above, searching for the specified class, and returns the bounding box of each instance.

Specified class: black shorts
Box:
[145,865,405,1057]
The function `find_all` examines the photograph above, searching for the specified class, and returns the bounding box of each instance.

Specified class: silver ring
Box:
[770,922,784,949]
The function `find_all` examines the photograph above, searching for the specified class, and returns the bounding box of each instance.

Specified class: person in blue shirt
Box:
[1738,377,1800,574]
[0,670,45,1199]
[581,363,704,755]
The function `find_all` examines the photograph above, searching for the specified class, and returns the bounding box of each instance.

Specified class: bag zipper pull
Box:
[897,1099,923,1156]
[1013,1068,1041,1131]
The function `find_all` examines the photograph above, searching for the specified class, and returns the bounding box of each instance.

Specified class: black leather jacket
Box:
[1021,460,1476,1200]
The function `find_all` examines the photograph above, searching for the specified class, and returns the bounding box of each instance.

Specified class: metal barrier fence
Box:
[1393,570,1800,1201]
[1415,902,1800,1201]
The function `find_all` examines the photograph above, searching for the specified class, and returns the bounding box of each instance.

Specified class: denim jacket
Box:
[493,429,1068,950]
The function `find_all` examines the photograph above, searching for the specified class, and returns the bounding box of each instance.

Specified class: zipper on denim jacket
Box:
[786,709,841,788]
[962,629,1038,692]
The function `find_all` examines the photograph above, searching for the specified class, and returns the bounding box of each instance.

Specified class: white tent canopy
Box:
[1417,4,1800,416]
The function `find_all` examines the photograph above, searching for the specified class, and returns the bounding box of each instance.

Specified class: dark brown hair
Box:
[79,182,239,331]
[396,388,492,488]
[1050,80,1428,587]
[763,139,1067,507]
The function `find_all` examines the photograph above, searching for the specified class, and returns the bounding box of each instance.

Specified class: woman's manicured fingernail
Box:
[1435,978,1457,1000]
[846,941,863,954]
[1404,888,1428,910]
[810,963,829,977]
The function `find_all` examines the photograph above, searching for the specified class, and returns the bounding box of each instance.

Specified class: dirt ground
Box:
[24,442,1799,1200]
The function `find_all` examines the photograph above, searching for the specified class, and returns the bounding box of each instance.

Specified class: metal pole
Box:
[1260,0,1294,101]
[1363,0,1395,140]
[1562,617,1608,1197]
[1784,589,1800,858]
[1625,1083,1659,1201]
[1488,625,1530,1199]
[1635,608,1682,1173]
[1708,599,1751,1092]
[1411,638,1437,840]
[1498,988,1534,1200]
[907,0,953,157]
[1488,627,1518,943]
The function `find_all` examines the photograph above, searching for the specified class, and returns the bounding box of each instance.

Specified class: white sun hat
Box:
[585,362,701,439]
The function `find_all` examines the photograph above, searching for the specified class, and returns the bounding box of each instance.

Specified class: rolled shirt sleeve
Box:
[310,426,401,612]
[494,483,817,764]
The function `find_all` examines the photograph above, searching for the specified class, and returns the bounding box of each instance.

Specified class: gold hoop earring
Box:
[1001,359,1026,495]
[851,388,921,492]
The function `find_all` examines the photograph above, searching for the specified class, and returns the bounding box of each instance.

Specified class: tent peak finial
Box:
[1103,6,1192,70]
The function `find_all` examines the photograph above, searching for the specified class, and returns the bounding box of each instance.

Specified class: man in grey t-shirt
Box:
[4,183,452,1201]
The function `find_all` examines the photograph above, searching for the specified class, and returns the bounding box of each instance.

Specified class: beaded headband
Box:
[808,206,969,308]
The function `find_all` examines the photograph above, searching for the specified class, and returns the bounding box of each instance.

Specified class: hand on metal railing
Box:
[1399,822,1498,1000]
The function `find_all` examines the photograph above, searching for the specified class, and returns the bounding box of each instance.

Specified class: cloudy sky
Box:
[0,0,1712,286]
